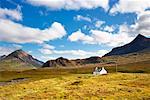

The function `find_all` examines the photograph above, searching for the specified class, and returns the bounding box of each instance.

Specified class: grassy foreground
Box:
[0,73,150,100]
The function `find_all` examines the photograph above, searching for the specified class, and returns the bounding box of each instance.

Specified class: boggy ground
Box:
[0,73,150,100]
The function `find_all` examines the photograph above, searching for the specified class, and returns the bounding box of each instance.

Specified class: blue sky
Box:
[0,0,150,61]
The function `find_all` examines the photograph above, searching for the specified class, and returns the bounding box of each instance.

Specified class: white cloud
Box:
[72,10,150,47]
[97,50,109,56]
[95,20,105,28]
[74,15,91,22]
[109,0,150,37]
[39,48,109,60]
[39,48,53,55]
[27,0,109,11]
[41,43,55,49]
[130,10,150,36]
[103,25,115,32]
[68,29,94,44]
[0,44,23,56]
[40,56,56,61]
[53,49,93,56]
[68,27,134,47]
[91,29,133,47]
[110,0,150,15]
[27,50,32,54]
[0,19,67,43]
[69,1,150,47]
[111,10,150,37]
[12,44,23,49]
[53,49,109,58]
[0,7,22,21]
[0,47,13,56]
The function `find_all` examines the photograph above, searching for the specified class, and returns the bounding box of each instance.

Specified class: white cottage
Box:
[93,67,107,75]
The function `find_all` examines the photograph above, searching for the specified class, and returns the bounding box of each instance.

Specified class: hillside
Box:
[43,57,76,67]
[73,56,103,65]
[104,34,150,56]
[0,49,43,71]
[102,34,150,65]
[42,50,150,68]
[42,56,103,67]
[102,48,150,65]
[0,55,6,60]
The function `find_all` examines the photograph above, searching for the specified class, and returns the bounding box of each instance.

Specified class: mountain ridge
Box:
[104,34,150,56]
[42,56,103,67]
[0,55,6,60]
[0,49,44,71]
[43,57,75,67]
[4,49,44,67]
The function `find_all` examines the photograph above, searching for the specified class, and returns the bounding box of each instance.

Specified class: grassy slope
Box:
[0,59,36,71]
[0,73,150,99]
[102,50,150,65]
[0,60,150,82]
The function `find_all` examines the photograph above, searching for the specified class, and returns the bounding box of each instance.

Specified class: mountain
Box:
[0,49,43,71]
[43,57,76,67]
[102,48,150,65]
[104,34,150,56]
[42,56,103,67]
[5,49,43,67]
[74,56,103,65]
[0,55,6,60]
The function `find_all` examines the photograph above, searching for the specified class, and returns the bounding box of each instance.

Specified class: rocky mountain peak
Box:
[4,49,43,67]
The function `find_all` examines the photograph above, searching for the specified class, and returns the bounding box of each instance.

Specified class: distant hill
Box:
[104,34,150,56]
[73,56,103,65]
[102,48,150,65]
[0,49,43,71]
[5,49,43,67]
[43,57,76,67]
[42,56,103,67]
[0,55,6,60]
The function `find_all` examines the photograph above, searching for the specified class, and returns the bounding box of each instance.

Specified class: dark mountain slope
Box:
[104,34,150,56]
[0,55,6,60]
[102,48,150,65]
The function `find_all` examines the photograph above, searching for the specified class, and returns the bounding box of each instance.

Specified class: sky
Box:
[0,0,150,61]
